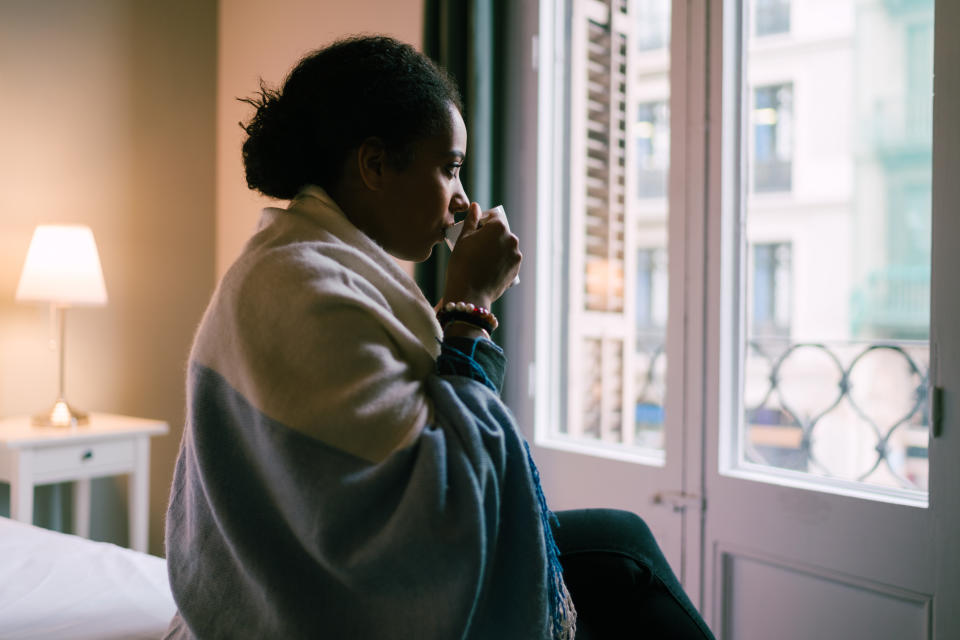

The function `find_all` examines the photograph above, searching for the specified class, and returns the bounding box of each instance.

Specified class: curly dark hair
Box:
[238,36,463,200]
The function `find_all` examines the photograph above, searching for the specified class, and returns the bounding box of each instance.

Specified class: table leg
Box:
[10,449,35,525]
[129,437,150,552]
[73,477,91,538]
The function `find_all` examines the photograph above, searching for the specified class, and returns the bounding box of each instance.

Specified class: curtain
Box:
[418,0,507,333]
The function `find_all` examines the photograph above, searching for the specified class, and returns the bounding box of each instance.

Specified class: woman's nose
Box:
[451,183,469,212]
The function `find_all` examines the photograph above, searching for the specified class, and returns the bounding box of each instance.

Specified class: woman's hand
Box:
[442,203,522,310]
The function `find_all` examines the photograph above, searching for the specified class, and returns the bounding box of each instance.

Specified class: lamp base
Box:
[32,399,89,428]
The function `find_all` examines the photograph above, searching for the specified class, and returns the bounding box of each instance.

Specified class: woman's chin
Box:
[389,243,435,264]
[412,242,439,263]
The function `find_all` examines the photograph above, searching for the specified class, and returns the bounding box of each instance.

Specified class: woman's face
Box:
[377,103,470,261]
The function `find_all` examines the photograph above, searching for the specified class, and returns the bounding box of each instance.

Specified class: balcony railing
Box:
[863,96,932,154]
[629,337,929,491]
[850,264,930,338]
[744,339,929,490]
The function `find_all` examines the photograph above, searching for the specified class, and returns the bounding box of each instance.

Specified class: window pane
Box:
[637,101,670,198]
[752,84,793,192]
[740,0,933,494]
[552,0,670,458]
[755,0,790,37]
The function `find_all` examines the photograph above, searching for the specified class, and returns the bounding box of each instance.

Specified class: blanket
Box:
[165,187,572,638]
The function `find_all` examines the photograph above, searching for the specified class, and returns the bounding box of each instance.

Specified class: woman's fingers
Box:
[443,209,522,308]
[460,202,482,237]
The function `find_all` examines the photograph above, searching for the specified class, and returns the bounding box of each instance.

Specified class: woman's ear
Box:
[356,137,387,191]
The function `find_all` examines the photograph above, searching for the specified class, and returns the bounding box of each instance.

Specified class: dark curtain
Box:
[418,0,507,334]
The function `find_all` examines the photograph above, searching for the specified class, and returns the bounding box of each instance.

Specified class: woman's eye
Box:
[446,164,462,178]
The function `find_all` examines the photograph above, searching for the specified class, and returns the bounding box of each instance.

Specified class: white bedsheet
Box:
[0,516,175,639]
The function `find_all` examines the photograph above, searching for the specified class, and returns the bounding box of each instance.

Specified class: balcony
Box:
[629,336,930,490]
[862,96,932,158]
[850,264,929,339]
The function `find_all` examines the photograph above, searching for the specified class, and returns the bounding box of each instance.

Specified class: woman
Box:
[164,35,716,640]
[164,36,573,639]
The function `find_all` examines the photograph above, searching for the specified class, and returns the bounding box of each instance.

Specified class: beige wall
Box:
[0,0,424,557]
[217,0,425,277]
[0,0,217,556]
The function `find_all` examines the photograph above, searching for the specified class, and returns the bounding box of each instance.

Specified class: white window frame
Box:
[533,0,673,466]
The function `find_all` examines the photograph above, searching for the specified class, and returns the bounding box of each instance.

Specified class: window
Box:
[636,102,669,199]
[750,242,791,340]
[738,0,933,496]
[537,0,933,503]
[636,247,667,332]
[755,0,791,36]
[752,83,793,192]
[546,0,671,459]
[635,247,667,450]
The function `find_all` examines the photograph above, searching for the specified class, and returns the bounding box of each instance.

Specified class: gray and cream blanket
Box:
[164,187,572,639]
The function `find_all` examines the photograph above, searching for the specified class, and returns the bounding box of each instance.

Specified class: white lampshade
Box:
[16,225,108,306]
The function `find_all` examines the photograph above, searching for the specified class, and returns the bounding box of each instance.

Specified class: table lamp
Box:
[15,225,108,427]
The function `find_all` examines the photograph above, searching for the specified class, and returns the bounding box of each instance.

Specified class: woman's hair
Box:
[240,36,463,199]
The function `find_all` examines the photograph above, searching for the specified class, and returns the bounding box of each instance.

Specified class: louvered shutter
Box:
[567,0,637,445]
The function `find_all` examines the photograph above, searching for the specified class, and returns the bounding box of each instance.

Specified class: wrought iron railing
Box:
[744,339,929,490]
[629,337,929,491]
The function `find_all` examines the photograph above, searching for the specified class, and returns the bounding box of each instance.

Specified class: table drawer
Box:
[32,440,136,477]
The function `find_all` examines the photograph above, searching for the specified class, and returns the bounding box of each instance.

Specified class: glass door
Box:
[701,0,959,636]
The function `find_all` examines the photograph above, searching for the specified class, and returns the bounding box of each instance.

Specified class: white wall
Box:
[217,0,425,277]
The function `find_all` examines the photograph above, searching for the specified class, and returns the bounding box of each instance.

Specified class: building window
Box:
[753,83,793,193]
[755,0,790,37]
[752,242,792,339]
[636,247,667,334]
[636,101,670,199]
[635,247,667,449]
[636,0,670,52]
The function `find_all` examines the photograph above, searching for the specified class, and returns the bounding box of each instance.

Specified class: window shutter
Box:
[567,0,637,445]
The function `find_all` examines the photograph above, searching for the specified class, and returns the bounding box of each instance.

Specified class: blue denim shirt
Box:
[435,336,506,394]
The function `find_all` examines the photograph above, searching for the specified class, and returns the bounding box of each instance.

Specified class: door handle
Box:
[652,490,704,514]
[932,386,944,438]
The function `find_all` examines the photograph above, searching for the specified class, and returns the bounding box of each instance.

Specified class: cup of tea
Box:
[444,205,520,287]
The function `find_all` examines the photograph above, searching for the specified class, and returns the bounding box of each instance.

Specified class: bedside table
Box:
[0,413,169,553]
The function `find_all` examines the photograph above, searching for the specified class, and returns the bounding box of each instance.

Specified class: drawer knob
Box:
[81,450,94,461]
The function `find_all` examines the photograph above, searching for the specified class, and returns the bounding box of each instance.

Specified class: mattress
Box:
[0,516,176,639]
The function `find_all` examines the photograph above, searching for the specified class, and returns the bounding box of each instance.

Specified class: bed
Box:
[0,516,176,639]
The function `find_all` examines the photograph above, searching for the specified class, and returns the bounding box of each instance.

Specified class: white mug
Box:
[444,205,520,287]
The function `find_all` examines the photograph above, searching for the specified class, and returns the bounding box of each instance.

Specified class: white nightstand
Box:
[0,413,169,552]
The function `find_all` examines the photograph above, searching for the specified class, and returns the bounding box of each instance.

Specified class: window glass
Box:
[751,242,792,339]
[552,0,670,459]
[637,102,670,198]
[752,84,793,192]
[739,0,934,494]
[636,0,670,51]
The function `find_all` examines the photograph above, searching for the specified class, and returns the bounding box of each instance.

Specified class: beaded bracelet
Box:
[437,301,499,333]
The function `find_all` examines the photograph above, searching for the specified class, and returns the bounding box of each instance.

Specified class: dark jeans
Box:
[552,509,716,640]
